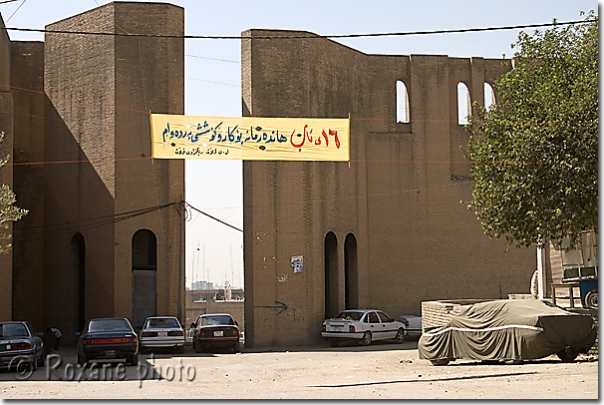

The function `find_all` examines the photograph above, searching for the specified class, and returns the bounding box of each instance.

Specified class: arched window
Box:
[396,80,410,123]
[457,82,471,125]
[484,82,495,110]
[132,229,157,270]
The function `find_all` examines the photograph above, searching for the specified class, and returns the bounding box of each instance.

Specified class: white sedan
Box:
[139,316,185,354]
[321,309,407,346]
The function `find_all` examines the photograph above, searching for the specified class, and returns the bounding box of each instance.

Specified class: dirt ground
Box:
[0,339,598,400]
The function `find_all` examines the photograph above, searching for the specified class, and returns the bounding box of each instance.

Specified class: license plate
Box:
[213,331,224,337]
[104,350,116,356]
[333,326,343,331]
[158,331,168,337]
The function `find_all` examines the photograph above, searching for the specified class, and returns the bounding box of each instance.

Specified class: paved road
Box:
[0,340,598,400]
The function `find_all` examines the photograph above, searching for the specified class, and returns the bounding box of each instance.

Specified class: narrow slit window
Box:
[396,80,409,123]
[457,82,470,125]
[484,82,495,110]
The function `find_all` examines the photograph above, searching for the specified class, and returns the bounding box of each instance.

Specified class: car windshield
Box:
[201,315,235,326]
[334,311,364,321]
[146,318,180,329]
[89,319,131,332]
[0,323,30,338]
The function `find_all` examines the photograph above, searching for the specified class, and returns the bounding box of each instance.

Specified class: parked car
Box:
[399,315,423,338]
[0,321,45,371]
[77,318,139,366]
[419,299,597,366]
[190,313,240,353]
[321,309,407,347]
[139,316,185,354]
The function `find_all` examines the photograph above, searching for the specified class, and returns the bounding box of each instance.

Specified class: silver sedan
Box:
[139,317,185,354]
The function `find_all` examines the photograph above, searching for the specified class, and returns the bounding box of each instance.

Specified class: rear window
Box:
[89,319,131,332]
[201,315,235,326]
[0,323,30,338]
[334,311,364,321]
[146,318,181,329]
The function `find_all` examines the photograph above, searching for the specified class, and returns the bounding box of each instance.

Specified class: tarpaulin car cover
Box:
[418,299,596,362]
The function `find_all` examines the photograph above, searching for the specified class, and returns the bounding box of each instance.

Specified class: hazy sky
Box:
[1,0,597,289]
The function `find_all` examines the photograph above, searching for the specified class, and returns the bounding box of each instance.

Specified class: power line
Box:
[5,0,26,23]
[1,19,595,40]
[186,54,239,64]
[185,202,243,233]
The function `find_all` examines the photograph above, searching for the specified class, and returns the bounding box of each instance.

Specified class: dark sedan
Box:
[0,321,45,371]
[190,314,240,353]
[77,318,139,366]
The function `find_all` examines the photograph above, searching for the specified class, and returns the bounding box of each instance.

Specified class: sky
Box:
[0,0,598,290]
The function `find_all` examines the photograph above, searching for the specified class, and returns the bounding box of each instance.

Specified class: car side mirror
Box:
[189,323,196,329]
[234,321,238,326]
[75,331,81,337]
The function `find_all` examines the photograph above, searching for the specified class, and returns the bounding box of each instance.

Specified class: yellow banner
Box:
[150,114,350,161]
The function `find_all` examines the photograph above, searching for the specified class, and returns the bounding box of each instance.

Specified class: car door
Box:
[377,311,397,340]
[366,311,383,340]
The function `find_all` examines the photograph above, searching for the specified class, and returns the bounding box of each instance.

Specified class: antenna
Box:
[230,244,234,288]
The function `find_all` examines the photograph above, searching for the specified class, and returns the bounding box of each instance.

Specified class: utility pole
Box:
[177,198,184,322]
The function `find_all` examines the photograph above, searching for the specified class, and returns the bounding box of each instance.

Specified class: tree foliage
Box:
[466,12,598,248]
[0,131,28,254]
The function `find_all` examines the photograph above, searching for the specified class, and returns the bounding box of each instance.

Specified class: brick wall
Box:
[242,29,536,347]
[0,15,12,322]
[0,2,185,340]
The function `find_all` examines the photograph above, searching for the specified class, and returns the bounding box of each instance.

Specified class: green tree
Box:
[466,12,597,248]
[0,131,28,254]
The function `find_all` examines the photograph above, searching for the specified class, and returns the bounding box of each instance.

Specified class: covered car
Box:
[419,299,596,365]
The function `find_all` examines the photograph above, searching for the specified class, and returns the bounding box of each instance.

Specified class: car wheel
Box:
[233,341,241,353]
[430,358,450,366]
[129,354,139,366]
[329,339,340,347]
[359,331,372,346]
[584,289,598,309]
[78,352,88,366]
[176,346,185,354]
[194,339,202,353]
[556,347,580,362]
[394,329,405,344]
[30,354,38,372]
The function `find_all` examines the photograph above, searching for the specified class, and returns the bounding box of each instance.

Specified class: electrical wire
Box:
[1,19,595,40]
[4,0,26,23]
[185,202,243,233]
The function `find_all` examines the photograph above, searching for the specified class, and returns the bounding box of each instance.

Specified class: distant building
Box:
[189,281,216,291]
